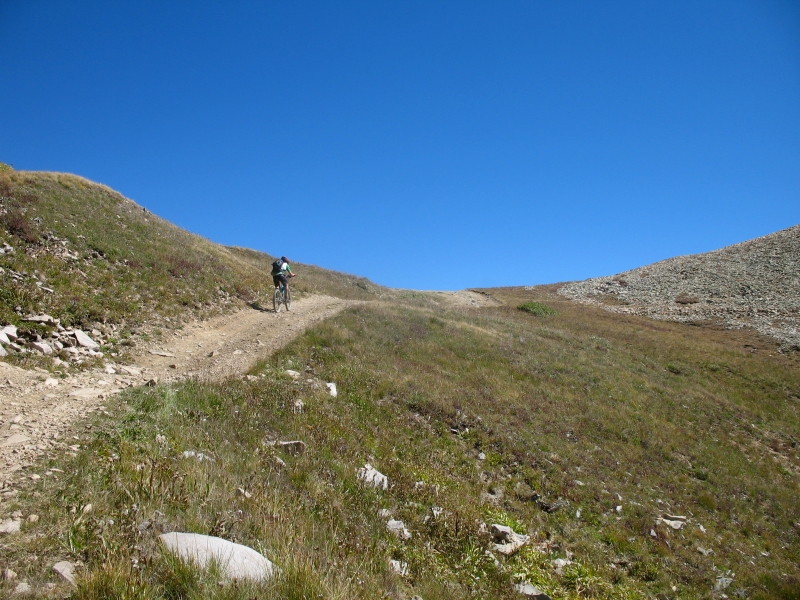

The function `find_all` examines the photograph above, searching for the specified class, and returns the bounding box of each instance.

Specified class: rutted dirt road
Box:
[0,295,350,486]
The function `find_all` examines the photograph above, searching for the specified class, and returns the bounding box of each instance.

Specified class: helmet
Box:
[281,256,289,263]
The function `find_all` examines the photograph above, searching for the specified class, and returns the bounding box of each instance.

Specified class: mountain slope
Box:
[557,225,800,350]
[0,164,382,363]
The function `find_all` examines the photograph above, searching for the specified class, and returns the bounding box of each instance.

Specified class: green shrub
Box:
[517,301,557,316]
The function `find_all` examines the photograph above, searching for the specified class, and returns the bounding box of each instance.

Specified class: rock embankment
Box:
[557,225,800,350]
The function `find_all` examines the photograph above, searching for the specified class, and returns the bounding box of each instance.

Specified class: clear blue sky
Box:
[2,1,798,290]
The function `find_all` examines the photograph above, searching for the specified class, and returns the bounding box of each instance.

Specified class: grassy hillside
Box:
[0,164,382,364]
[5,287,798,598]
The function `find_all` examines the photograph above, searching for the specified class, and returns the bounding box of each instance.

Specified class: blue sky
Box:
[1,1,798,290]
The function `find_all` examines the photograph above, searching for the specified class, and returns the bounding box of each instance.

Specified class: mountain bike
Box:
[273,281,292,312]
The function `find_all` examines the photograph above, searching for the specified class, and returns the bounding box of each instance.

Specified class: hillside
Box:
[0,167,798,599]
[557,225,800,350]
[0,164,382,365]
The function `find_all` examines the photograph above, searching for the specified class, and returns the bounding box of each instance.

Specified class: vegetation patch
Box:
[5,291,799,598]
[517,302,557,317]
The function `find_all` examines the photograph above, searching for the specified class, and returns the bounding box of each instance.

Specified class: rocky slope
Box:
[558,224,800,349]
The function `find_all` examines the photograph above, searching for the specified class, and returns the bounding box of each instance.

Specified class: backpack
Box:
[271,258,284,276]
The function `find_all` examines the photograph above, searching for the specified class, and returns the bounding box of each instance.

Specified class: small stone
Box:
[53,561,77,586]
[24,314,58,325]
[389,559,408,575]
[491,524,530,556]
[326,382,337,397]
[2,568,17,580]
[236,488,252,499]
[2,433,30,447]
[387,519,412,540]
[182,450,214,462]
[0,518,21,534]
[551,557,572,574]
[28,514,39,523]
[28,341,53,355]
[44,377,59,387]
[278,440,306,455]
[14,581,31,594]
[292,398,304,414]
[478,452,486,460]
[357,463,388,490]
[515,582,552,599]
[715,575,734,591]
[377,508,392,519]
[73,330,99,349]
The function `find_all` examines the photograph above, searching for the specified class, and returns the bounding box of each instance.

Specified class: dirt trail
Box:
[0,295,350,486]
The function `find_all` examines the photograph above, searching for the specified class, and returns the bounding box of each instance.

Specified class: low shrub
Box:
[517,301,557,316]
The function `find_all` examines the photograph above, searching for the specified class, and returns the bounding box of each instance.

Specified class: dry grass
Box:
[3,285,798,598]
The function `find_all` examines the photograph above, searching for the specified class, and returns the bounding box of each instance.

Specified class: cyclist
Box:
[271,256,295,309]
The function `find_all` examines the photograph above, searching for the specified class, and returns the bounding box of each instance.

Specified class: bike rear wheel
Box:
[273,287,283,313]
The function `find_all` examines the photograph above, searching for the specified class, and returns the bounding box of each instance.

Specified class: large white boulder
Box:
[159,532,277,582]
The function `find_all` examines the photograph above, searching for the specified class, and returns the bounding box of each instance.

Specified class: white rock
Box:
[74,330,99,349]
[68,388,103,399]
[357,463,388,490]
[326,382,337,397]
[285,369,301,380]
[657,517,686,530]
[52,561,76,586]
[515,582,552,598]
[387,519,411,540]
[389,559,408,575]
[2,434,30,447]
[118,365,142,376]
[0,331,9,344]
[182,450,214,462]
[377,508,392,519]
[0,344,6,357]
[28,341,53,354]
[159,532,278,581]
[25,314,58,325]
[14,581,31,594]
[292,398,304,413]
[491,523,530,556]
[0,518,21,534]
[715,575,734,591]
[2,568,17,581]
[551,557,572,574]
[44,377,59,387]
[1,325,18,340]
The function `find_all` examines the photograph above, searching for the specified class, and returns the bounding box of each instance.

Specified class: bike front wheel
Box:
[284,286,292,311]
[273,287,283,313]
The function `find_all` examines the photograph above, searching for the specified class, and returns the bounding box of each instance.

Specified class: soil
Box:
[0,294,351,485]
